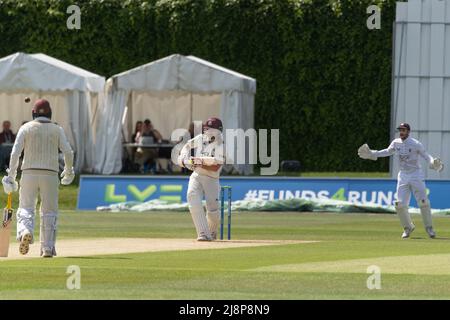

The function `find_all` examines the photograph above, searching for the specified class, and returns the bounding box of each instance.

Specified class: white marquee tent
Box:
[0,52,105,172]
[95,54,256,175]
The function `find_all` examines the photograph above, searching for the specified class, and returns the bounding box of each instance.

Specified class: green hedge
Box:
[0,0,397,171]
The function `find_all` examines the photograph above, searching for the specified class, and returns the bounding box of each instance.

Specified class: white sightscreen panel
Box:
[427,132,442,179]
[396,2,408,22]
[394,23,406,76]
[441,133,450,178]
[428,78,444,129]
[418,78,429,131]
[447,0,450,22]
[443,79,450,130]
[394,78,406,124]
[392,0,450,179]
[130,91,191,141]
[405,24,421,75]
[419,23,431,76]
[431,0,446,24]
[192,93,221,124]
[405,78,420,126]
[445,24,450,75]
[430,6,445,76]
[408,0,422,22]
[422,0,432,22]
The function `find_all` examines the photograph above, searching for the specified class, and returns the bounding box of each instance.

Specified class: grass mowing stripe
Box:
[2,211,450,299]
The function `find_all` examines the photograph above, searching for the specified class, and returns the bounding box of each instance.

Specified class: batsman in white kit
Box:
[1,99,75,257]
[358,123,444,239]
[178,118,225,241]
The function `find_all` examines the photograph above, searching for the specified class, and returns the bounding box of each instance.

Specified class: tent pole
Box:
[190,92,193,124]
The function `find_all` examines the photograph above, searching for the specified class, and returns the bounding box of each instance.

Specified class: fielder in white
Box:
[358,123,444,239]
[1,99,74,257]
[177,118,225,241]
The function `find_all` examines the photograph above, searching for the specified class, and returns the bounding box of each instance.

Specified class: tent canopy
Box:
[0,52,105,172]
[0,52,104,92]
[111,54,256,94]
[95,54,256,175]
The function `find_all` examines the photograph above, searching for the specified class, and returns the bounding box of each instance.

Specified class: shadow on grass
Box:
[64,256,132,260]
[409,236,450,240]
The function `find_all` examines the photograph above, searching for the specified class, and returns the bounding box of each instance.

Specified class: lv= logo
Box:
[104,184,182,203]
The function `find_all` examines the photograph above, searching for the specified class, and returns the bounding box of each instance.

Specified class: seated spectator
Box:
[134,119,163,173]
[0,121,16,144]
[135,119,162,144]
[131,121,143,143]
[0,120,15,171]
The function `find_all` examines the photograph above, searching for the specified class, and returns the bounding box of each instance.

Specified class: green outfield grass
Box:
[1,211,450,299]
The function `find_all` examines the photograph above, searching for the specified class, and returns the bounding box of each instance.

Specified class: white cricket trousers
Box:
[396,171,428,206]
[395,170,433,230]
[16,170,59,251]
[187,171,220,239]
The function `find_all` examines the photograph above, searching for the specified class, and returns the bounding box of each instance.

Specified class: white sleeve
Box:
[418,142,433,163]
[373,141,395,158]
[58,127,74,170]
[8,127,25,179]
[196,156,224,166]
[178,137,196,167]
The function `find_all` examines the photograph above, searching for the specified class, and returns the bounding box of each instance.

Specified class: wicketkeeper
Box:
[358,123,444,239]
[1,99,74,257]
[178,118,225,241]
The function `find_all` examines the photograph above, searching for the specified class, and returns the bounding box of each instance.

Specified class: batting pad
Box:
[0,222,12,257]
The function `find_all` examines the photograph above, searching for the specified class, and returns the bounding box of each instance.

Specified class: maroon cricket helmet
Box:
[397,123,411,131]
[203,117,223,132]
[32,99,52,119]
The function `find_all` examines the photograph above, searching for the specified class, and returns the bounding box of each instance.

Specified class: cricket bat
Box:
[0,193,13,257]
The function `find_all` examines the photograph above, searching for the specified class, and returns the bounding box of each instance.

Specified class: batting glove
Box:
[2,175,18,194]
[61,167,75,185]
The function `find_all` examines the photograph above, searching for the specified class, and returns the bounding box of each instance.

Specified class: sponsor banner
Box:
[77,176,450,210]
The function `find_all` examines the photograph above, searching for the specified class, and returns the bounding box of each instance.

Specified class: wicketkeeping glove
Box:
[430,157,444,173]
[358,144,377,161]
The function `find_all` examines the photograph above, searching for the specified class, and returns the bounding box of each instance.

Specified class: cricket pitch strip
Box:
[0,238,317,260]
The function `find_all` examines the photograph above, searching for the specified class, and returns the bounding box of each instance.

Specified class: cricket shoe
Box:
[425,227,436,239]
[210,231,217,241]
[41,247,56,258]
[197,234,212,241]
[401,225,415,239]
[19,231,33,255]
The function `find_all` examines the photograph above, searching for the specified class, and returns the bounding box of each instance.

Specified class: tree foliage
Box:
[0,0,396,171]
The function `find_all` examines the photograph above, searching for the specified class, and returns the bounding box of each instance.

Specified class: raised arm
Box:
[372,141,396,158]
[358,141,394,161]
[177,137,196,169]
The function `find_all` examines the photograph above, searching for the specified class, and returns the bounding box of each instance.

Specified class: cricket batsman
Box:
[1,99,74,257]
[177,117,225,241]
[358,123,444,239]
